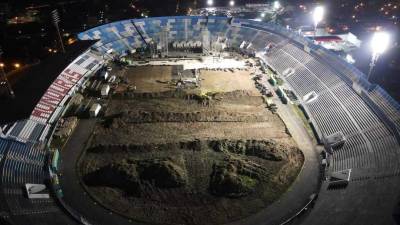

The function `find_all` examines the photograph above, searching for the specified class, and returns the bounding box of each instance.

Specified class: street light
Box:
[313,6,324,35]
[207,0,213,6]
[0,46,15,98]
[368,31,390,80]
[14,63,20,69]
[229,0,235,7]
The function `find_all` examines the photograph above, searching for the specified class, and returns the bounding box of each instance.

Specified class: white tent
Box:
[101,85,110,96]
[89,103,101,117]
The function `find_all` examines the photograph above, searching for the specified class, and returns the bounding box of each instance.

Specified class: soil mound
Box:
[209,157,262,198]
[83,158,186,196]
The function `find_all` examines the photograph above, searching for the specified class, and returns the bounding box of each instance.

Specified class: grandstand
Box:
[0,16,399,225]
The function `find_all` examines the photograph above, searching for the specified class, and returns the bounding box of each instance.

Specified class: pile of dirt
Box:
[209,139,298,161]
[78,65,305,225]
[80,139,303,225]
[83,158,186,196]
[209,157,262,198]
[103,110,268,125]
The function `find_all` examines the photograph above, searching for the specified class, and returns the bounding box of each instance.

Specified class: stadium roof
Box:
[0,40,96,125]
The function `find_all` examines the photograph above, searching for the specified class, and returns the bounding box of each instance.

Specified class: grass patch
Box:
[239,175,258,189]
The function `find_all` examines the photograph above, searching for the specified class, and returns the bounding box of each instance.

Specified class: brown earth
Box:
[79,65,304,225]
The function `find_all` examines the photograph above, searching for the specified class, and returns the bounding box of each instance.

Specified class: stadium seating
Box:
[0,49,103,224]
[0,16,398,225]
[78,16,400,224]
[0,138,73,224]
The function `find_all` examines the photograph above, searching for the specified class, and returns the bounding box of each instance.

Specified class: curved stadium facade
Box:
[0,16,399,225]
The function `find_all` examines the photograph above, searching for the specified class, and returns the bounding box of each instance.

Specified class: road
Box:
[59,119,141,225]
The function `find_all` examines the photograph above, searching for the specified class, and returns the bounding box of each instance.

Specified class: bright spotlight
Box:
[368,31,390,80]
[207,0,213,6]
[274,1,281,10]
[313,6,324,28]
[261,12,266,18]
[229,0,235,7]
[371,31,390,55]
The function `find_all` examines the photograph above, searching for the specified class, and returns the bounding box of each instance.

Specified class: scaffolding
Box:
[158,28,169,57]
[202,28,211,54]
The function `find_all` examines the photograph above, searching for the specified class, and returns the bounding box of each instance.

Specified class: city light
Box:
[229,0,235,7]
[14,63,21,69]
[207,0,213,6]
[313,6,325,29]
[0,63,4,68]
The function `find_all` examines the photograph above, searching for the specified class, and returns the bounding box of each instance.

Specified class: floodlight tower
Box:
[0,46,15,98]
[368,31,390,81]
[273,1,281,10]
[207,0,213,7]
[51,9,65,53]
[229,0,235,7]
[313,6,324,37]
[271,1,281,23]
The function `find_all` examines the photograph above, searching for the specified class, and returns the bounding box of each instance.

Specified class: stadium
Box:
[0,15,399,225]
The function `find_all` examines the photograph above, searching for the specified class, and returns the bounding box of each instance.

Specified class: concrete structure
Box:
[25,184,50,199]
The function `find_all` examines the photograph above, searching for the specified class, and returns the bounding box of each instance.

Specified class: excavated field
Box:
[79,66,304,225]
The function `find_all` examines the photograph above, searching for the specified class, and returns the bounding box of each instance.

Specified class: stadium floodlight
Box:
[229,0,235,7]
[51,9,65,53]
[207,0,213,6]
[273,1,281,10]
[371,31,390,55]
[313,6,324,33]
[368,31,390,80]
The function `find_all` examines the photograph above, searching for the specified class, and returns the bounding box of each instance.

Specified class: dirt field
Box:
[117,66,174,93]
[199,69,259,95]
[79,65,304,225]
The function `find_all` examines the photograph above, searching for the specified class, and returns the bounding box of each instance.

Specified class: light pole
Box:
[313,6,324,37]
[0,46,15,98]
[368,31,390,81]
[51,9,65,53]
[271,1,281,23]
